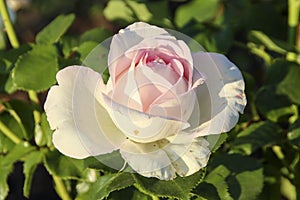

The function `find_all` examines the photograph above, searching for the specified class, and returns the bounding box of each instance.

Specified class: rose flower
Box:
[44,22,246,180]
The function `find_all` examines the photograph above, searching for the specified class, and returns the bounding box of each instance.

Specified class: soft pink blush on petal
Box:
[108,22,172,84]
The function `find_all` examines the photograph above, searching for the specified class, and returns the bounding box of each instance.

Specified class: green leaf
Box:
[209,154,263,200]
[131,190,152,200]
[175,0,220,27]
[0,113,24,152]
[256,86,297,123]
[77,173,135,200]
[133,169,206,200]
[80,28,112,43]
[7,44,58,92]
[77,41,99,62]
[207,133,228,153]
[36,14,75,44]
[60,35,80,58]
[84,150,125,173]
[267,60,300,105]
[23,151,44,197]
[194,165,232,200]
[34,112,53,147]
[0,142,35,200]
[44,150,88,180]
[103,1,152,24]
[2,100,35,140]
[231,121,281,155]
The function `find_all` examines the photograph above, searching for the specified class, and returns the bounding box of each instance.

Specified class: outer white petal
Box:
[120,139,176,180]
[165,135,210,177]
[120,133,210,180]
[192,52,247,136]
[44,66,126,159]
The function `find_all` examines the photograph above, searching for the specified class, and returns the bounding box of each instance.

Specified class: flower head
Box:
[44,22,246,180]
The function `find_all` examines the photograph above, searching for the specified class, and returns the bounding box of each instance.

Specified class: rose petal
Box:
[120,139,176,180]
[109,55,143,111]
[149,89,197,122]
[192,52,247,136]
[108,22,171,85]
[164,135,210,177]
[120,133,210,180]
[135,60,173,111]
[44,66,126,159]
[124,37,194,86]
[102,94,189,143]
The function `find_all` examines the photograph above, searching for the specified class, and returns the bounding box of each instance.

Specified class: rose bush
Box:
[44,22,246,180]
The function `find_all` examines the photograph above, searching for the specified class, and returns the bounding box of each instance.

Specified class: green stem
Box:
[0,0,19,48]
[28,90,41,124]
[288,0,300,46]
[52,175,72,200]
[0,120,22,144]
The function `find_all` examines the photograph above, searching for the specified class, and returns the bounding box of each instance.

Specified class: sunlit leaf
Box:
[196,154,263,200]
[133,169,206,200]
[36,14,75,44]
[80,28,112,43]
[231,121,281,155]
[6,44,58,92]
[104,0,152,24]
[175,0,220,27]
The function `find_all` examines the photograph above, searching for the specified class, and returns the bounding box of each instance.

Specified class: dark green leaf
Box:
[131,189,152,200]
[207,133,228,153]
[44,150,88,180]
[267,60,300,105]
[194,165,232,200]
[2,100,35,140]
[231,121,281,155]
[0,113,25,152]
[209,154,263,200]
[256,86,297,123]
[77,173,135,200]
[0,142,35,200]
[133,169,206,200]
[7,44,58,92]
[60,35,80,58]
[36,14,75,44]
[84,150,125,173]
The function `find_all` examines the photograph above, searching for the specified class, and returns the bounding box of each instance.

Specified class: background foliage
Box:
[0,0,299,199]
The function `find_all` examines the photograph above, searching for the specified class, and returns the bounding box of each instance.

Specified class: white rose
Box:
[44,22,246,180]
